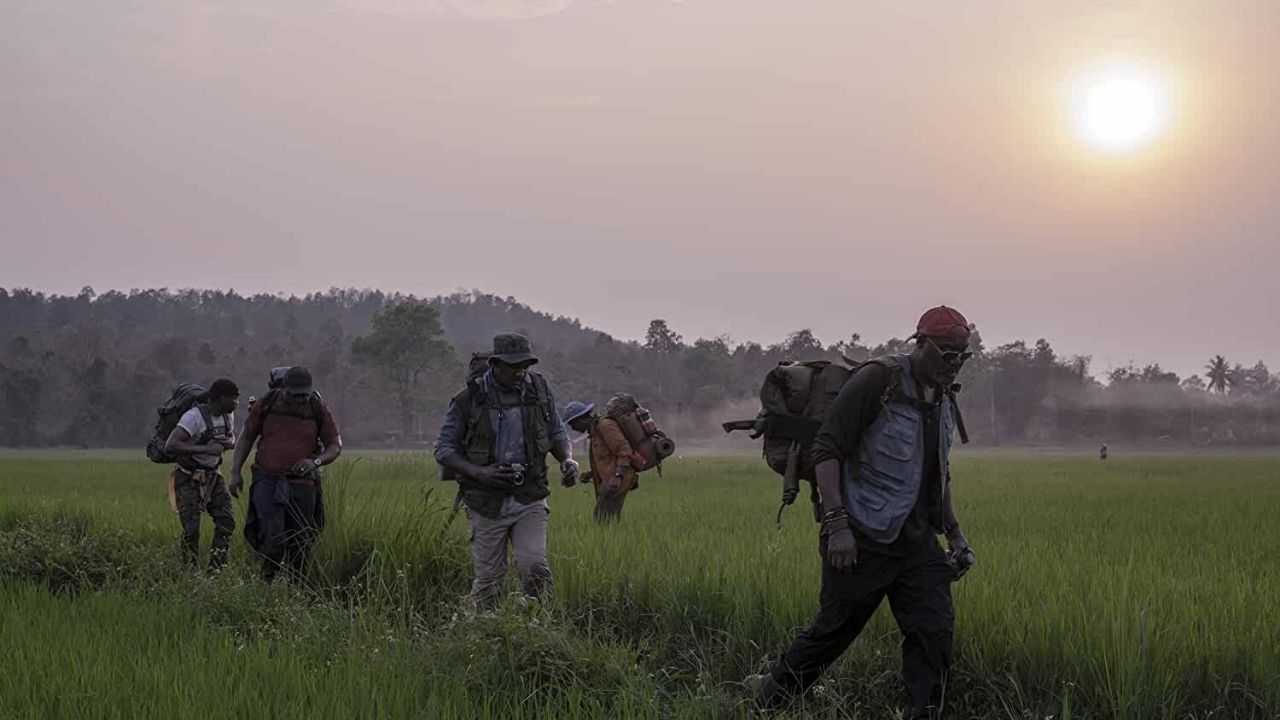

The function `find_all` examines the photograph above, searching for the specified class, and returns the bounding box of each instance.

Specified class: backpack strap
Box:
[452,378,486,440]
[946,386,970,444]
[196,404,215,444]
[259,389,325,434]
[526,371,553,423]
[257,389,280,424]
[309,394,325,433]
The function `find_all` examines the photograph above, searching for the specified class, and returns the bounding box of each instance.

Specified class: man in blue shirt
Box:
[435,333,579,610]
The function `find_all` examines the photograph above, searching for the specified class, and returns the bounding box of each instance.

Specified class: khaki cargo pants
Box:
[467,499,551,610]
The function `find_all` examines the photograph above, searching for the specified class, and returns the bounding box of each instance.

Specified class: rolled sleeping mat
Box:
[653,435,676,460]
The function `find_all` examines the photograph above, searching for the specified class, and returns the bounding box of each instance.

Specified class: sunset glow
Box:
[1073,68,1170,153]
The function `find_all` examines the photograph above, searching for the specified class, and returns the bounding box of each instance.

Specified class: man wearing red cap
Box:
[749,306,976,719]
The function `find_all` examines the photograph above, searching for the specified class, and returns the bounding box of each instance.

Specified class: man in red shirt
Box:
[229,366,343,582]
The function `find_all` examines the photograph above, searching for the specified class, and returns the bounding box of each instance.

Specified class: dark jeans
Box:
[771,535,955,719]
[249,474,319,582]
[174,468,234,571]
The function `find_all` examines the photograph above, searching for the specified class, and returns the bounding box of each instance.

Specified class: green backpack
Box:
[724,357,903,525]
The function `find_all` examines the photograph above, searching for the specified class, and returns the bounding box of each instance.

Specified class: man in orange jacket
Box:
[563,401,644,523]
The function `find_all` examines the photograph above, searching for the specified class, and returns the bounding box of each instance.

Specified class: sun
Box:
[1073,68,1170,154]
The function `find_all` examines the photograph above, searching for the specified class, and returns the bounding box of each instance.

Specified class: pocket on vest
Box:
[876,407,918,462]
[856,489,889,511]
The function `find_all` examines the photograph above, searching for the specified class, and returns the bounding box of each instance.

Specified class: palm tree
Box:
[1205,355,1231,394]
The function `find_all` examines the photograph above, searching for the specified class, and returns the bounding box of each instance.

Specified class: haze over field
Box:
[3,1,1278,378]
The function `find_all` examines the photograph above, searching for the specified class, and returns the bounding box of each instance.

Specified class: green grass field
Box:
[1,450,1277,719]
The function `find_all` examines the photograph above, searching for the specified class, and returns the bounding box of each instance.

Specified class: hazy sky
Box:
[3,0,1277,380]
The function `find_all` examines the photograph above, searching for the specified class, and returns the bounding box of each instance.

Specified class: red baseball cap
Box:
[911,306,971,341]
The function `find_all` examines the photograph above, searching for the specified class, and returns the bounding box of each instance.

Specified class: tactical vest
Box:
[843,354,958,544]
[455,371,555,518]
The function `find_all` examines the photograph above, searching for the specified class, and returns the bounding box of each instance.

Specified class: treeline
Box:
[0,287,1277,448]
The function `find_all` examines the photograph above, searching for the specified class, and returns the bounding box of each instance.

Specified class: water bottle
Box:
[636,406,658,435]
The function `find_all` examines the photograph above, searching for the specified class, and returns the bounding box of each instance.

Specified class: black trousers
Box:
[249,477,318,582]
[771,535,955,719]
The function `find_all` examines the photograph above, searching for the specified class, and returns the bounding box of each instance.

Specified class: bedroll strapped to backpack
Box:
[146,383,208,463]
[603,393,675,473]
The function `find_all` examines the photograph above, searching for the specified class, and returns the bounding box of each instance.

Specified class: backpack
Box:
[603,393,675,473]
[145,383,208,464]
[254,388,326,431]
[726,356,969,525]
[467,352,491,382]
[724,357,900,524]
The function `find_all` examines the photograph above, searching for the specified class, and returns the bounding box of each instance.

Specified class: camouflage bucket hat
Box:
[491,333,538,366]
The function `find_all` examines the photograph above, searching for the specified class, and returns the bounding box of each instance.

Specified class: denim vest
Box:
[842,355,957,543]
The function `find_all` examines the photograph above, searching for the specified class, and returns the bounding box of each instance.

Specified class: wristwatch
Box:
[311,458,323,469]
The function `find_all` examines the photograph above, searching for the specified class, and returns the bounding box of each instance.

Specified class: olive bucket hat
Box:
[490,333,538,366]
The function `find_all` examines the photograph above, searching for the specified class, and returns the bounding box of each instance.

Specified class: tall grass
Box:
[0,450,1277,718]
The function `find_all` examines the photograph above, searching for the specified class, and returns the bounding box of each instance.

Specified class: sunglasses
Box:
[926,337,973,365]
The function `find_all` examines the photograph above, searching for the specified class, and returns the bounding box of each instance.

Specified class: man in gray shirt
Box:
[165,378,240,573]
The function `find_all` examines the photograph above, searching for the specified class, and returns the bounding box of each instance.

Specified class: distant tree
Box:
[1233,361,1276,396]
[781,328,823,357]
[1069,355,1091,379]
[1139,364,1180,385]
[644,319,683,354]
[1032,338,1056,366]
[1181,374,1206,392]
[352,301,457,443]
[1205,355,1231,394]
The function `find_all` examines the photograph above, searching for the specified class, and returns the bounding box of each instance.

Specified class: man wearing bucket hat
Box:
[748,306,976,719]
[563,400,645,523]
[434,333,579,610]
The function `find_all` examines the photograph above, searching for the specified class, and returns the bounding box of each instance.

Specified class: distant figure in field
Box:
[434,333,580,611]
[562,400,643,523]
[229,366,343,583]
[163,378,240,573]
[1100,443,1108,461]
[748,306,977,719]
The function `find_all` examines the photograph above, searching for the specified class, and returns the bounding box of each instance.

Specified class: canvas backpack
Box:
[603,393,676,473]
[725,357,903,524]
[727,356,969,525]
[437,355,492,482]
[145,383,208,464]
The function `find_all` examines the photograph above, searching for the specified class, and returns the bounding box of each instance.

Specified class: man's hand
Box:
[201,442,227,454]
[228,470,244,499]
[946,527,976,580]
[475,464,522,487]
[217,437,236,451]
[290,459,318,477]
[580,470,595,485]
[560,458,580,487]
[824,523,858,573]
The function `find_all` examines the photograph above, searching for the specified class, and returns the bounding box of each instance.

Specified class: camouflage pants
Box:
[174,468,235,572]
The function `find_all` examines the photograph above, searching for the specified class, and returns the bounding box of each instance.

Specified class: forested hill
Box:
[1,287,1277,449]
[0,288,604,447]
